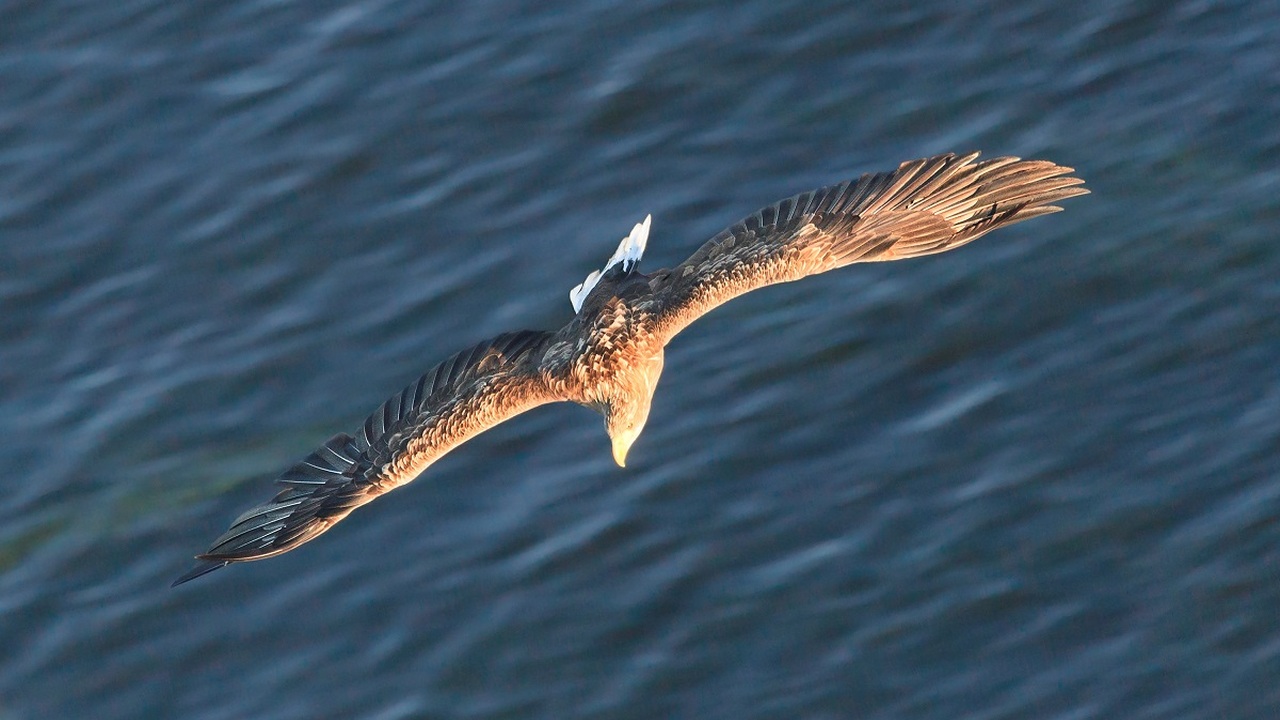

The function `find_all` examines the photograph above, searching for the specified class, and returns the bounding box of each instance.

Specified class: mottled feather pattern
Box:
[645,153,1087,339]
[175,152,1086,586]
[172,331,553,584]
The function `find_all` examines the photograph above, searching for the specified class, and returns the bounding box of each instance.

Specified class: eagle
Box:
[173,152,1087,585]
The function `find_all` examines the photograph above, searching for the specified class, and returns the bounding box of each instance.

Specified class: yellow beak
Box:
[611,438,629,468]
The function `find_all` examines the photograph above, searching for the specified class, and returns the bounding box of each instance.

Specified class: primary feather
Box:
[174,152,1086,586]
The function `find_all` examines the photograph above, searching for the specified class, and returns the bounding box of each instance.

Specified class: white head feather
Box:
[569,214,651,314]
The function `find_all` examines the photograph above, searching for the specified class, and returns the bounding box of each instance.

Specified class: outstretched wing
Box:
[174,330,557,585]
[643,152,1087,341]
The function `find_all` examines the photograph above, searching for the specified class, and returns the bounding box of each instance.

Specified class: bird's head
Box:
[603,350,664,468]
[606,405,649,468]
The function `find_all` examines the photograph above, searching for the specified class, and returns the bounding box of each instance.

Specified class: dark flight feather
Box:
[642,152,1087,340]
[173,330,554,585]
[175,153,1086,586]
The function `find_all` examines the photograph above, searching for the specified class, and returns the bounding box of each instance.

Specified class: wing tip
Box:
[171,558,230,588]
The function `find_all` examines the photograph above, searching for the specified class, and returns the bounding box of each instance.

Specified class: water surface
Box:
[2,0,1278,718]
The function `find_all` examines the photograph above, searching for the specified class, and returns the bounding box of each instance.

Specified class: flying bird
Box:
[173,152,1087,586]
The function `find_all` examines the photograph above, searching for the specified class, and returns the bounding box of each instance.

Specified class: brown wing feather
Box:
[173,330,557,585]
[644,152,1087,341]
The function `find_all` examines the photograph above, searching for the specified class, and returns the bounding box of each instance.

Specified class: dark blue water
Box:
[3,0,1278,717]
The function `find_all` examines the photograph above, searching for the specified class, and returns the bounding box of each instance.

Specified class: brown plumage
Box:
[173,152,1087,586]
